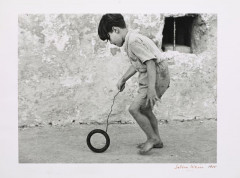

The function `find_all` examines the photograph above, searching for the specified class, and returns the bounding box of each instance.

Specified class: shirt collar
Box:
[123,30,132,53]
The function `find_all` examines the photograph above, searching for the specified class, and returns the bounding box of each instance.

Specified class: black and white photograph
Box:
[18,13,217,163]
[1,0,240,177]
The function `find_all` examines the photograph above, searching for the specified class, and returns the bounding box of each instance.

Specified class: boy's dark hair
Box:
[98,14,126,41]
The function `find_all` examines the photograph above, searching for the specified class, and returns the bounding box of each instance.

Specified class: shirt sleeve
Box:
[129,40,156,64]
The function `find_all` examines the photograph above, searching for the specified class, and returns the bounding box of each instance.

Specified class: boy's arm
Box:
[121,65,137,83]
[117,65,136,91]
[145,59,159,108]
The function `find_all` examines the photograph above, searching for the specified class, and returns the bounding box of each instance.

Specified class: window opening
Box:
[162,15,197,53]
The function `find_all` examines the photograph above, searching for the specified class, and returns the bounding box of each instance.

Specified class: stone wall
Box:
[18,14,217,127]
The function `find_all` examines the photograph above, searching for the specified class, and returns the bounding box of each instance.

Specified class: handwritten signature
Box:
[174,164,217,169]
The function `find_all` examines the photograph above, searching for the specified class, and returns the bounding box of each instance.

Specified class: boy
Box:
[98,14,170,154]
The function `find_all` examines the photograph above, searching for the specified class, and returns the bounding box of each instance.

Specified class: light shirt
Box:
[123,30,169,91]
[124,30,163,73]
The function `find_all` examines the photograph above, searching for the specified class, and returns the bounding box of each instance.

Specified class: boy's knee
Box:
[141,107,150,114]
[128,105,140,116]
[141,106,153,116]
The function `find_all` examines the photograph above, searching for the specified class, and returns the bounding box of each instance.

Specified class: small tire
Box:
[86,129,110,153]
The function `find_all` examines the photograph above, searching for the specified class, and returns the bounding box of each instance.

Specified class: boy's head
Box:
[98,14,127,47]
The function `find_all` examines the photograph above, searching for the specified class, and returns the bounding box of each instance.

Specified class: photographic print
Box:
[1,0,240,177]
[18,13,217,163]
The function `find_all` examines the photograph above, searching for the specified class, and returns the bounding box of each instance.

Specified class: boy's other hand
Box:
[146,88,159,108]
[117,79,125,92]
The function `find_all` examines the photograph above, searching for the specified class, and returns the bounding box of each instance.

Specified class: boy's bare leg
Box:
[137,107,163,149]
[129,100,160,154]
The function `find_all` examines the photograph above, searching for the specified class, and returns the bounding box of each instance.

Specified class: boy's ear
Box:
[112,26,119,33]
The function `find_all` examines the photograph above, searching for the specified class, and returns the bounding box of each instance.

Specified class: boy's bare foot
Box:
[137,141,163,149]
[138,139,161,155]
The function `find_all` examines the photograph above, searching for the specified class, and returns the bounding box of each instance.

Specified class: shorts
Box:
[133,60,170,110]
[138,60,170,97]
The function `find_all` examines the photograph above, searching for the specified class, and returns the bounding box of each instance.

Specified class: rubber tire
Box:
[86,129,110,153]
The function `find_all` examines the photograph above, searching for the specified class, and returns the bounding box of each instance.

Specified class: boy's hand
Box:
[146,88,159,108]
[117,79,126,92]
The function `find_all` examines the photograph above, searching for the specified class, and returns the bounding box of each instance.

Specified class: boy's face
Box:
[108,27,124,47]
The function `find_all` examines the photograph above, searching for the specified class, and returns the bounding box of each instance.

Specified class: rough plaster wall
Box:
[164,14,217,121]
[18,14,216,127]
[191,14,217,54]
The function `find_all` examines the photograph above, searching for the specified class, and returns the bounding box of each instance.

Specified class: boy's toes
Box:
[138,147,153,155]
[137,142,163,149]
[138,142,154,155]
[136,143,145,149]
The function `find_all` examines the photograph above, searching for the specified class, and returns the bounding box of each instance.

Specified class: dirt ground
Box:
[19,119,216,163]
